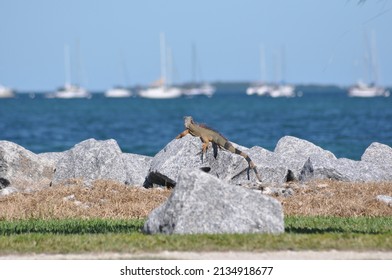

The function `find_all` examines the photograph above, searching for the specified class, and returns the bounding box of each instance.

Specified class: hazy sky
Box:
[1,0,391,91]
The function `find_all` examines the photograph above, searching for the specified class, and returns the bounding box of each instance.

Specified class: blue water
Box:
[1,87,392,160]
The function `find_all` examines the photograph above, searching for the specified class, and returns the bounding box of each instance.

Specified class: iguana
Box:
[176,116,262,182]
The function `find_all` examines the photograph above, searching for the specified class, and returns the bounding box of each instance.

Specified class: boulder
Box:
[143,169,284,234]
[38,152,64,165]
[360,142,392,181]
[0,141,54,193]
[361,142,392,166]
[275,136,337,181]
[299,156,348,182]
[230,146,290,185]
[52,138,128,185]
[376,195,392,207]
[144,134,290,187]
[144,134,248,187]
[122,153,152,186]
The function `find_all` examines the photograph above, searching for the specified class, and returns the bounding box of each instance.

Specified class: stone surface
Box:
[360,142,392,181]
[122,153,152,186]
[144,134,249,187]
[361,142,392,166]
[3,136,392,196]
[52,138,128,185]
[145,135,392,187]
[275,136,337,181]
[0,141,54,193]
[143,169,284,234]
[144,134,287,187]
[230,146,290,185]
[38,152,65,165]
[376,195,392,207]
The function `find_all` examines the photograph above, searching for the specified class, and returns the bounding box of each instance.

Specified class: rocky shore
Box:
[1,136,391,234]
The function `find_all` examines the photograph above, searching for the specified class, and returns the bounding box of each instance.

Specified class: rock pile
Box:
[2,136,392,194]
[145,135,392,187]
[1,136,391,234]
[0,139,151,195]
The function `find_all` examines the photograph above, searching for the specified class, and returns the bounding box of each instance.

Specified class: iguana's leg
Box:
[175,129,189,139]
[212,142,218,159]
[200,136,210,162]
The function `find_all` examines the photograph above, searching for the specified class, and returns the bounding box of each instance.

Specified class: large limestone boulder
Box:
[360,142,392,181]
[122,153,152,186]
[143,169,284,234]
[144,134,247,187]
[274,136,337,181]
[52,138,128,185]
[144,134,289,187]
[0,141,54,194]
[41,141,152,187]
[230,146,290,185]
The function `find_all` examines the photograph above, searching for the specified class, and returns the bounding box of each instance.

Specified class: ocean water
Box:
[1,87,392,160]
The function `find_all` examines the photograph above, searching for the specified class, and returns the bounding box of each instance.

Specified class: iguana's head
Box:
[184,116,193,128]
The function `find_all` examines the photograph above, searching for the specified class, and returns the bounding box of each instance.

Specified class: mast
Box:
[64,44,71,86]
[192,43,197,85]
[259,44,266,83]
[166,46,173,86]
[160,32,166,87]
[370,30,379,85]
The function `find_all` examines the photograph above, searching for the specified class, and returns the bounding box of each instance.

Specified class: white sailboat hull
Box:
[246,85,270,96]
[0,85,14,98]
[183,84,215,97]
[139,86,182,99]
[48,84,90,99]
[348,84,389,98]
[269,85,295,98]
[105,88,132,98]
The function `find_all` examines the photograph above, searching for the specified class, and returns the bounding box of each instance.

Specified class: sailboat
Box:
[268,47,295,98]
[182,43,215,97]
[349,31,389,98]
[48,44,90,99]
[246,45,271,96]
[139,33,182,99]
[105,52,132,98]
[105,87,132,98]
[0,84,14,98]
[348,82,389,97]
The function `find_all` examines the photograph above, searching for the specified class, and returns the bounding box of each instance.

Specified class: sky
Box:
[1,0,391,91]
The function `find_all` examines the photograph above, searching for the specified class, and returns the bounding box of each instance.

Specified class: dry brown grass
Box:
[0,180,391,220]
[276,180,392,217]
[0,180,171,220]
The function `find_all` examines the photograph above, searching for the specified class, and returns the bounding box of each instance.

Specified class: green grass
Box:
[0,218,144,235]
[0,217,391,255]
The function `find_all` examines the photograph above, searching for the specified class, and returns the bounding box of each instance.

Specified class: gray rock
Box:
[230,146,290,185]
[376,195,392,207]
[299,156,347,182]
[361,142,392,166]
[327,142,392,182]
[274,136,388,182]
[275,136,337,181]
[297,149,392,183]
[122,153,152,186]
[360,142,392,181]
[0,186,18,196]
[52,138,128,185]
[0,141,54,193]
[143,169,284,234]
[38,152,65,165]
[144,134,252,187]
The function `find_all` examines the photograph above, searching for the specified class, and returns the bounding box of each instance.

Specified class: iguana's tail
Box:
[224,142,263,182]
